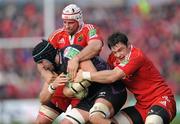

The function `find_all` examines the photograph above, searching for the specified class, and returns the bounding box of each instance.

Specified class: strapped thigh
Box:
[39,105,60,121]
[121,106,144,124]
[65,108,85,124]
[146,105,170,124]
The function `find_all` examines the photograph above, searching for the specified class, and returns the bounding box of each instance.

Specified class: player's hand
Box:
[37,63,54,82]
[51,73,67,89]
[67,56,79,80]
[74,69,83,83]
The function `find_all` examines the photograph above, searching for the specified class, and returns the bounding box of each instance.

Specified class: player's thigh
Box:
[96,82,127,115]
[36,104,61,123]
[113,106,144,124]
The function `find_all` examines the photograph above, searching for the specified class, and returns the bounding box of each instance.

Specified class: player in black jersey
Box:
[32,40,127,124]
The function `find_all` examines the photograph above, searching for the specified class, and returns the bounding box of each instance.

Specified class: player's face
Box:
[63,19,79,35]
[111,42,129,61]
[38,59,54,71]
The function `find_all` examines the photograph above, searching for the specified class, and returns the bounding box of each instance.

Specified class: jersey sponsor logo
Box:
[88,29,97,38]
[98,91,106,97]
[162,96,170,102]
[119,59,129,67]
[64,46,80,59]
[148,109,154,114]
[159,100,167,106]
[78,34,83,42]
[58,38,65,44]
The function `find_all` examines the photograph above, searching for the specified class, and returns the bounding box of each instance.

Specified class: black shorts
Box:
[44,100,64,114]
[75,81,127,115]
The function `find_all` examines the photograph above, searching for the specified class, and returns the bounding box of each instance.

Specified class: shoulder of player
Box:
[83,24,97,30]
[130,46,145,60]
[48,28,65,40]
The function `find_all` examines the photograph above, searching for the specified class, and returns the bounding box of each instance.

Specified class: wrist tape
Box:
[48,84,56,94]
[82,72,91,81]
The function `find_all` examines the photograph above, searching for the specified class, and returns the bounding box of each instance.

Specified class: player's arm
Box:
[63,59,97,97]
[75,67,126,84]
[67,39,103,79]
[39,73,67,104]
[39,81,52,104]
[76,39,103,61]
[68,40,102,79]
[37,64,55,82]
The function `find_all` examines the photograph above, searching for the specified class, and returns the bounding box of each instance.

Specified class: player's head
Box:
[32,39,58,71]
[107,32,130,61]
[62,4,83,35]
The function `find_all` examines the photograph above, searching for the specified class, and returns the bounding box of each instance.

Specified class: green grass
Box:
[171,114,180,124]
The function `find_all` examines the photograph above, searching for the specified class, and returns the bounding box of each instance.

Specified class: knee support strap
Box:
[65,108,85,124]
[145,115,163,124]
[39,105,59,121]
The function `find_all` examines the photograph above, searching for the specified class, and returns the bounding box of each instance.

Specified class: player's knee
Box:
[113,112,131,124]
[60,118,74,124]
[89,102,110,119]
[35,115,52,124]
[37,105,59,123]
[64,108,85,124]
[145,115,163,124]
[89,113,104,124]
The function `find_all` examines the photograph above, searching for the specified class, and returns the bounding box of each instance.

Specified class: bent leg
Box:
[36,105,60,124]
[145,105,171,124]
[61,108,89,124]
[145,115,163,124]
[89,98,113,124]
[113,106,144,124]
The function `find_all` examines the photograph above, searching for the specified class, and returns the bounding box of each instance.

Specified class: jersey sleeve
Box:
[61,45,83,60]
[85,24,102,43]
[116,50,144,76]
[48,28,63,48]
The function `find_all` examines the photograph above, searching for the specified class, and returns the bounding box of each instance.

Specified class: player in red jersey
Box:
[48,4,103,80]
[75,32,176,124]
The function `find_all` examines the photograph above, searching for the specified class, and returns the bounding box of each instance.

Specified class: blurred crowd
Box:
[0,1,179,99]
[0,1,43,37]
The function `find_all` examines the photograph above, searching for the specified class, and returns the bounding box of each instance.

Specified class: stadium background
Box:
[0,0,179,123]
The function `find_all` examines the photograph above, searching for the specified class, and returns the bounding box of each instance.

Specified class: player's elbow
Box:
[39,92,49,104]
[90,40,103,54]
[106,76,118,83]
[94,40,103,51]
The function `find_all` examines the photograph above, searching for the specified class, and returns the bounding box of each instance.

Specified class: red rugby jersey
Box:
[48,24,102,49]
[108,45,174,108]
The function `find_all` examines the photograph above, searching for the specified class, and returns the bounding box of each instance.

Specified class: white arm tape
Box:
[72,80,91,92]
[82,72,91,81]
[48,84,55,94]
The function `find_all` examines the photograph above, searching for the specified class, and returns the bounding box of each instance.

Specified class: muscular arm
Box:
[77,39,103,61]
[68,40,102,79]
[75,67,126,84]
[39,82,53,104]
[37,64,66,103]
